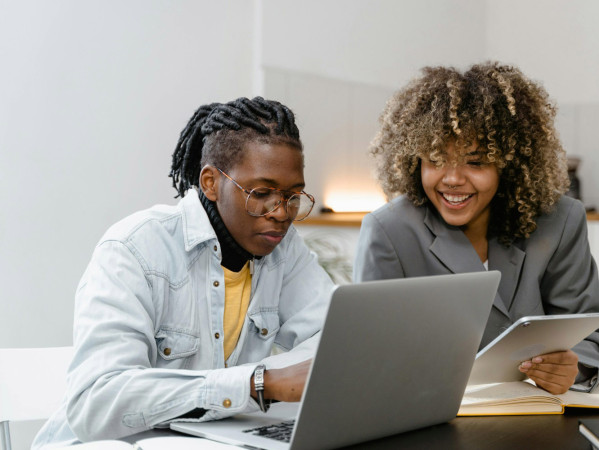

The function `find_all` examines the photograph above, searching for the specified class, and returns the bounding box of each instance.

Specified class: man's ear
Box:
[200,165,219,201]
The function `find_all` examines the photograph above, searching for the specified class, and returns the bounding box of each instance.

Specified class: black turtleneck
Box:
[197,188,255,272]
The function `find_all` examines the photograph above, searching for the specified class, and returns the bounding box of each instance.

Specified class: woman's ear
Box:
[200,165,219,201]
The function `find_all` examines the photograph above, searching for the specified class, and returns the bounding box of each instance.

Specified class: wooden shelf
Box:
[300,212,366,227]
[301,210,599,227]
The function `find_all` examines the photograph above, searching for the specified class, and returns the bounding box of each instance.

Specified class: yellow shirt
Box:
[222,262,252,361]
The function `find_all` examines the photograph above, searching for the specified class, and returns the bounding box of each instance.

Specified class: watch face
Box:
[255,365,265,387]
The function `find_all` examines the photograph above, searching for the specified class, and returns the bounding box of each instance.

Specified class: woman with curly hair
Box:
[354,62,599,395]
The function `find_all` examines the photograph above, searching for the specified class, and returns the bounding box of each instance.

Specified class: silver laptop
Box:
[171,271,501,450]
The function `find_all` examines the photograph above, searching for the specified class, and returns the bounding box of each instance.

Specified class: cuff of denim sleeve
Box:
[203,365,260,418]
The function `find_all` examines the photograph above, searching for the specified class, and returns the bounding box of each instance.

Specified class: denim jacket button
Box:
[213,245,218,252]
[260,328,268,336]
[163,347,171,356]
[214,332,220,339]
[213,281,220,287]
[223,398,232,408]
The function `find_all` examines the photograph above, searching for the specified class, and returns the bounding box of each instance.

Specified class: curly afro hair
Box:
[370,61,569,244]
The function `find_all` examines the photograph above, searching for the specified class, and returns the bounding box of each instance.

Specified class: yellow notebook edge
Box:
[457,410,563,417]
[458,402,599,416]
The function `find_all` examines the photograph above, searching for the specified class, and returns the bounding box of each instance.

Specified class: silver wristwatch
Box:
[254,364,270,412]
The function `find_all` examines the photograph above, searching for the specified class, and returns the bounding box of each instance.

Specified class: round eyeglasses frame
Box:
[216,168,315,221]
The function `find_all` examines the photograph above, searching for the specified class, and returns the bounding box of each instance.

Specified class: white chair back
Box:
[0,346,74,450]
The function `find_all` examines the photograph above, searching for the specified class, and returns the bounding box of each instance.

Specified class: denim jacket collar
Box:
[180,187,289,271]
[181,188,217,252]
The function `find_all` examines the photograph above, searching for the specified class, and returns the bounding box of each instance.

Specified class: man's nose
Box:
[265,198,290,222]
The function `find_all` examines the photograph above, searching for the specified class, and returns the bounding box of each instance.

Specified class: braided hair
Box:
[169,96,302,198]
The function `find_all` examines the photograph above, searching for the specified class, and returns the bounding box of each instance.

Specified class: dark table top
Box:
[343,409,597,450]
[124,409,598,449]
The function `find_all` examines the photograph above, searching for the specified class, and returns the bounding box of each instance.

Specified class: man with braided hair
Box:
[34,97,334,448]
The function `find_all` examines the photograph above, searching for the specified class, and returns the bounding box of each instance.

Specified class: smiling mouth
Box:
[441,192,473,206]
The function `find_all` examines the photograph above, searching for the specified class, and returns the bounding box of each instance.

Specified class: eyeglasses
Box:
[216,168,315,221]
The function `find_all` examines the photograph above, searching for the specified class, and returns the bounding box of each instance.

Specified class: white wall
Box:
[261,0,599,106]
[264,68,393,212]
[261,0,488,212]
[260,0,599,212]
[261,0,486,89]
[485,0,599,210]
[556,103,599,210]
[485,0,599,104]
[0,0,255,349]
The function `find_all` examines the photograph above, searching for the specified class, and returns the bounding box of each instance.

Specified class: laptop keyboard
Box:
[242,419,296,443]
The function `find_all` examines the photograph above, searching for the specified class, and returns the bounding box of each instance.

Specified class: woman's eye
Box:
[467,160,484,167]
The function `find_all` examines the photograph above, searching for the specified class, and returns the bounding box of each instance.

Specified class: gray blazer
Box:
[354,195,599,369]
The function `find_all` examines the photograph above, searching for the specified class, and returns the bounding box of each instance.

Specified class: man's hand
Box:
[518,349,579,395]
[251,360,312,403]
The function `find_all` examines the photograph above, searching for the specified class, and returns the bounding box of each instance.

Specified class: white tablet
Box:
[468,313,599,385]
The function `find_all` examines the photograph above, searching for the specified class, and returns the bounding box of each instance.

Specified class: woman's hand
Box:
[251,360,312,403]
[519,349,579,394]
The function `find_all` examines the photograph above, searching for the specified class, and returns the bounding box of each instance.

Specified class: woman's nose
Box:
[442,165,466,186]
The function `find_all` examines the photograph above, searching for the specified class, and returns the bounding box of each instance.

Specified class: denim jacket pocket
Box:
[248,310,280,341]
[155,328,200,361]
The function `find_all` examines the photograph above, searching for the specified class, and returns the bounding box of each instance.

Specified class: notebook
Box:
[171,271,501,450]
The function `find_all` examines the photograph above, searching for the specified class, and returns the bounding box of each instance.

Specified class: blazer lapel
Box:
[424,208,485,274]
[424,207,515,319]
[488,237,525,316]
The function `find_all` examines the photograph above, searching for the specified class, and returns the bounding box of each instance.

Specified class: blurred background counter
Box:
[295,211,599,285]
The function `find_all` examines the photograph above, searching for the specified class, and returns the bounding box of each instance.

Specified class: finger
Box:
[529,374,570,395]
[534,350,578,365]
[523,365,577,394]
[524,361,579,377]
[520,361,578,382]
[524,365,575,382]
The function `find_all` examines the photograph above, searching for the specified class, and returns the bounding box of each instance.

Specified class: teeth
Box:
[442,193,471,204]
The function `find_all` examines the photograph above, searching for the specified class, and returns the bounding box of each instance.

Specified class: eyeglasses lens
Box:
[246,189,313,220]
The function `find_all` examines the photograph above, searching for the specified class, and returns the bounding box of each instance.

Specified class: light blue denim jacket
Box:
[33,189,334,448]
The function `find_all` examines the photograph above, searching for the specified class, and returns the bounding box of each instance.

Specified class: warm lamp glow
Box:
[324,190,386,212]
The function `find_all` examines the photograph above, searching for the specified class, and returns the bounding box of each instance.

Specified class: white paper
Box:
[135,436,241,449]
[66,440,132,449]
